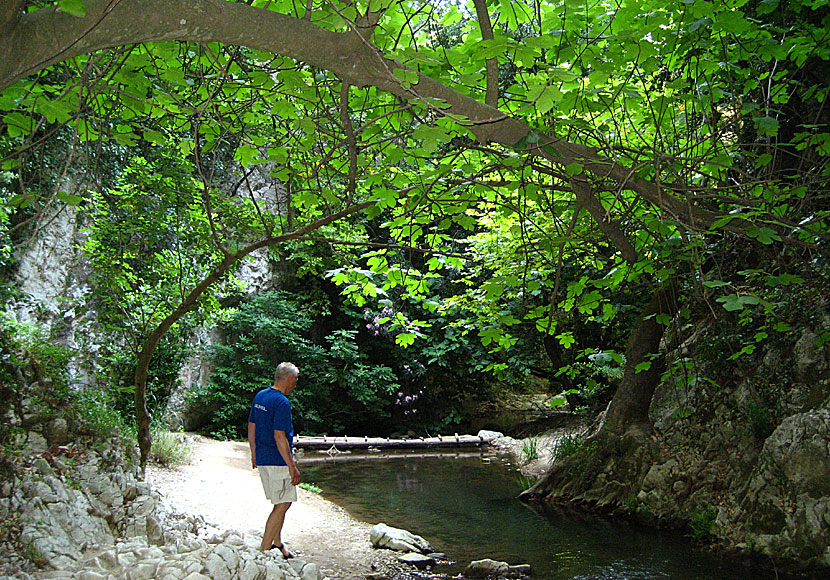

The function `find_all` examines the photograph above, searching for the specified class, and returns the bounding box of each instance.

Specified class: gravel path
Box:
[146,434,402,580]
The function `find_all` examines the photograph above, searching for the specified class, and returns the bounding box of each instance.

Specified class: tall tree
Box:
[2,0,827,470]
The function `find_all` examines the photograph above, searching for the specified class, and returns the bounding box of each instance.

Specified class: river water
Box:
[299,449,782,580]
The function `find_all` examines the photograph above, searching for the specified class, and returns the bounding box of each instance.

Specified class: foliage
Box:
[193,291,399,438]
[0,313,126,439]
[80,149,232,419]
[514,474,538,493]
[560,440,603,489]
[552,433,587,463]
[352,295,541,432]
[149,427,192,467]
[520,438,539,463]
[743,402,775,440]
[689,505,719,541]
[1,0,828,449]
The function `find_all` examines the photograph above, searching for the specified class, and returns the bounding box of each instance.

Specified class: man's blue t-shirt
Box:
[248,387,293,466]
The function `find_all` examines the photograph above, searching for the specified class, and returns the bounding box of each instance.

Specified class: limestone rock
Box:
[369,523,433,553]
[397,552,435,569]
[465,559,510,577]
[735,408,830,562]
[466,558,531,578]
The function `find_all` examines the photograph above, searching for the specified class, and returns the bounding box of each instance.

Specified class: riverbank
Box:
[146,434,407,580]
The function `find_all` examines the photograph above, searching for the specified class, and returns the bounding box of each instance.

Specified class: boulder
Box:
[465,559,510,577]
[397,552,435,569]
[466,558,532,578]
[477,430,504,441]
[369,523,432,553]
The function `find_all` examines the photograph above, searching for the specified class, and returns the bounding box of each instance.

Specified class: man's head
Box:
[273,362,299,394]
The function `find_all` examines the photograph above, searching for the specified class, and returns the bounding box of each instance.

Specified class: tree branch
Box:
[0,0,26,33]
[472,0,499,108]
[132,198,375,471]
[571,179,638,264]
[0,0,744,236]
[340,82,358,200]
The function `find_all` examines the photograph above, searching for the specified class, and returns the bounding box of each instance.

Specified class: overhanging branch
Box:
[0,0,747,236]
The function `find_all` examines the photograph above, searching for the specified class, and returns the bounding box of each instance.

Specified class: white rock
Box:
[262,559,287,579]
[181,574,211,580]
[155,563,187,579]
[213,544,240,570]
[74,572,109,580]
[369,523,432,553]
[300,562,320,580]
[466,558,510,577]
[126,561,158,580]
[203,553,232,580]
[239,559,265,580]
[397,553,435,569]
[477,430,504,440]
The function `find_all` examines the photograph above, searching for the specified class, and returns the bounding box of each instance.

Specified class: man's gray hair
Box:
[274,362,299,382]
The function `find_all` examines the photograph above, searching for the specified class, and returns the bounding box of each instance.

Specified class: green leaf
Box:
[765,273,804,286]
[143,130,166,145]
[58,0,87,17]
[548,395,568,408]
[56,191,84,206]
[655,313,671,326]
[757,0,779,15]
[564,163,584,176]
[702,280,729,288]
[38,100,75,123]
[746,225,781,245]
[557,332,575,349]
[716,294,760,312]
[4,112,34,138]
[235,144,259,167]
[755,116,779,137]
[395,333,417,347]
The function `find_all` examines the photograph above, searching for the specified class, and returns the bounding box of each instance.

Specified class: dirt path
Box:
[146,434,402,580]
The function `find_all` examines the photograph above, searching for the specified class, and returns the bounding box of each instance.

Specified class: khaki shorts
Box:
[258,465,298,504]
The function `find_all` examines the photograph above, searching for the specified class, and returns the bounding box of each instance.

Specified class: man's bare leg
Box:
[261,502,292,552]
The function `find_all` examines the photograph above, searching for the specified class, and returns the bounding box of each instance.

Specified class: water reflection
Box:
[299,450,780,580]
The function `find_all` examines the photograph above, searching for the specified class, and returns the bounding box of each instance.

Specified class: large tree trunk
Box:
[600,282,680,437]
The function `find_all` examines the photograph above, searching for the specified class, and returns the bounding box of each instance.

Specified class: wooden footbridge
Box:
[294,432,499,451]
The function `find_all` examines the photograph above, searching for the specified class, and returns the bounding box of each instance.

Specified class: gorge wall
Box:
[526,320,830,572]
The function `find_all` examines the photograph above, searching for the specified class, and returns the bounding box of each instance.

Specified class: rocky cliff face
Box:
[528,322,830,572]
[9,167,281,419]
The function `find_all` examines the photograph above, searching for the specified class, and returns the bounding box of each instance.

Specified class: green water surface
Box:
[299,450,787,580]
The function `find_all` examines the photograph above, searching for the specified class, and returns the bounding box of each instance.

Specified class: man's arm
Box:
[248,421,257,469]
[274,429,301,486]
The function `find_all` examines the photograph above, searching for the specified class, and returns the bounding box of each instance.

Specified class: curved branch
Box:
[132,198,375,472]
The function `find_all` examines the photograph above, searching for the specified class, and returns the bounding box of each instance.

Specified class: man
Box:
[248,361,301,557]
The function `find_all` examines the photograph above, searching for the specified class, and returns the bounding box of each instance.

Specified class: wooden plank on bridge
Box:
[294,433,494,450]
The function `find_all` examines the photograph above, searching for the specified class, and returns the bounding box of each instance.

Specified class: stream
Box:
[299,449,783,580]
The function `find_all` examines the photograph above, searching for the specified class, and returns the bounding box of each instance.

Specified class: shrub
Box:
[521,438,539,463]
[689,505,719,540]
[150,426,192,467]
[192,292,399,438]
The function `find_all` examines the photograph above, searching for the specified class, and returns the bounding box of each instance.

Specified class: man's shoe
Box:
[272,543,295,559]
